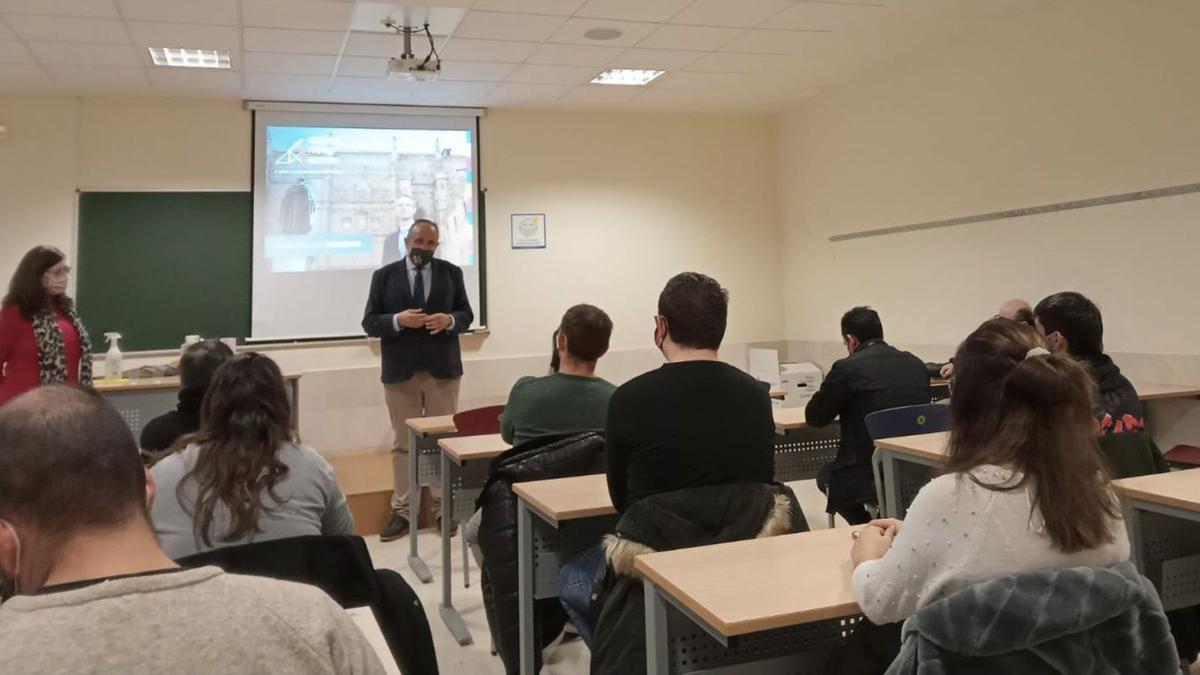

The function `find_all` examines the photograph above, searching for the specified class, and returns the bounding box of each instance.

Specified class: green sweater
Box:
[500,372,616,447]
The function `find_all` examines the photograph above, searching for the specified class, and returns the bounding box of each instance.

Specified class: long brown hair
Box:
[4,246,73,317]
[944,318,1119,553]
[178,352,294,546]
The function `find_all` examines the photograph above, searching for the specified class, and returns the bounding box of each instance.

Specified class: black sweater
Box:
[604,360,775,512]
[139,386,205,454]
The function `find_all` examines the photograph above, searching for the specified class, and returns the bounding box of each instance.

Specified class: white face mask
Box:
[0,521,21,599]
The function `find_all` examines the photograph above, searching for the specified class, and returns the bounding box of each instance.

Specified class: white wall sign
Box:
[510,213,547,249]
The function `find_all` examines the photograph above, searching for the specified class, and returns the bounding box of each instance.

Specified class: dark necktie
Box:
[412,264,426,310]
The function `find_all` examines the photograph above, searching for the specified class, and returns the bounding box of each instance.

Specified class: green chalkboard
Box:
[76,192,252,352]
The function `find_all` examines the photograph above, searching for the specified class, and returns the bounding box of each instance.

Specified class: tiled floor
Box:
[363,479,837,674]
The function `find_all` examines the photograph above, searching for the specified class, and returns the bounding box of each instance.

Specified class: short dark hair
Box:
[558,304,612,362]
[0,386,146,533]
[1035,292,1103,356]
[841,306,883,342]
[657,272,728,350]
[179,339,235,390]
[3,245,71,317]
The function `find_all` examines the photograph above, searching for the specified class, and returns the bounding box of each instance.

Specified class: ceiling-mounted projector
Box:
[384,20,440,82]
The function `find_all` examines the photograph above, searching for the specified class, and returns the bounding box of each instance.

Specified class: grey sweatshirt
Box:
[0,566,385,675]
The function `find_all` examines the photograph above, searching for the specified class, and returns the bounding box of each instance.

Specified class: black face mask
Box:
[409,248,434,267]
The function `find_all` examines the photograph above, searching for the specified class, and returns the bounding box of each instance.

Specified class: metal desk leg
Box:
[881,450,901,519]
[407,428,432,583]
[645,580,669,675]
[439,452,473,645]
[1126,502,1147,574]
[463,529,471,588]
[517,500,537,675]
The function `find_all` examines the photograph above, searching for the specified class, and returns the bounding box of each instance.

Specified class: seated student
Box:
[0,386,383,674]
[807,307,931,525]
[605,272,774,512]
[842,319,1130,673]
[500,304,615,446]
[139,338,233,461]
[151,353,355,559]
[1035,291,1144,434]
[928,298,1034,378]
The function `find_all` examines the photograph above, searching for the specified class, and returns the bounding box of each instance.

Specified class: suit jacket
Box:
[806,339,932,508]
[361,258,474,384]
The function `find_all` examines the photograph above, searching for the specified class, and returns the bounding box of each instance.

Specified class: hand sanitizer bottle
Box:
[104,332,123,380]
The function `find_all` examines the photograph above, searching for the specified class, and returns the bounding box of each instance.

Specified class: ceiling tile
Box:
[686,51,793,73]
[344,31,399,58]
[547,18,658,47]
[453,10,564,42]
[402,80,495,106]
[606,47,705,70]
[630,87,737,109]
[335,55,387,78]
[125,22,241,52]
[653,70,744,89]
[0,22,15,40]
[557,83,640,105]
[243,28,345,55]
[0,63,50,87]
[576,0,692,23]
[438,38,538,63]
[526,42,621,67]
[507,63,599,85]
[489,82,571,104]
[0,0,117,18]
[242,0,354,31]
[243,71,330,97]
[766,2,883,31]
[7,15,129,44]
[327,75,418,103]
[116,0,238,25]
[27,42,141,67]
[438,60,515,82]
[471,0,587,15]
[0,41,33,63]
[148,67,243,95]
[244,51,336,75]
[671,0,794,28]
[46,64,147,89]
[637,24,743,50]
[719,29,831,55]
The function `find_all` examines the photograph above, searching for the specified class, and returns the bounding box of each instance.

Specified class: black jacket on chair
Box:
[806,339,932,512]
[476,432,608,675]
[361,257,474,384]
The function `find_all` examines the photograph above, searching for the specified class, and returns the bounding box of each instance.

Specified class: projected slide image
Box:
[263,126,475,272]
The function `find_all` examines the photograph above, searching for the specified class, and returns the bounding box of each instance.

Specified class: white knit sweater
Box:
[852,465,1130,625]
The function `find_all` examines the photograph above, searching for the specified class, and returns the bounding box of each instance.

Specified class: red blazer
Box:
[0,303,82,406]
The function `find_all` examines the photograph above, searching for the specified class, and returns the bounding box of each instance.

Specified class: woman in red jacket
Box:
[0,246,93,406]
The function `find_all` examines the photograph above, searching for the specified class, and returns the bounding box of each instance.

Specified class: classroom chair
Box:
[177,534,438,675]
[866,403,953,519]
[1164,444,1200,470]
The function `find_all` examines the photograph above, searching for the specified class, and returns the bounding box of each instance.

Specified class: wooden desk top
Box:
[1136,383,1200,401]
[874,431,949,462]
[635,528,859,637]
[1115,471,1200,512]
[94,373,300,393]
[769,388,785,400]
[773,406,810,431]
[407,414,457,435]
[438,433,510,463]
[513,474,615,525]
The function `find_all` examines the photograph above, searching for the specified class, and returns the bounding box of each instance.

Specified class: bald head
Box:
[0,386,146,531]
[406,219,439,243]
[997,298,1034,327]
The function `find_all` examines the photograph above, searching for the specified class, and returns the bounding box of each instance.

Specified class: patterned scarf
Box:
[32,308,93,387]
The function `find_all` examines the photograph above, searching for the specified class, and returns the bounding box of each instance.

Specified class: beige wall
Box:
[0,96,782,453]
[776,0,1200,356]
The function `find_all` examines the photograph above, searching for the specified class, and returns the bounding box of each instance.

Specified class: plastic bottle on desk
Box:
[104,332,123,380]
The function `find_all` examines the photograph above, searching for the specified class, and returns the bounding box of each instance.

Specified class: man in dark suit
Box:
[806,306,932,525]
[363,219,474,541]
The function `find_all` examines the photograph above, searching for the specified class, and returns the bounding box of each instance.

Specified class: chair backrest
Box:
[177,535,438,674]
[865,403,952,441]
[453,404,506,436]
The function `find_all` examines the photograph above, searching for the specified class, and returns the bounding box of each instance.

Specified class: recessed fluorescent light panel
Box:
[149,47,231,69]
[590,68,665,86]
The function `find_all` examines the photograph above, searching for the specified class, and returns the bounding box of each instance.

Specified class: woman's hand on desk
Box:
[850,520,901,568]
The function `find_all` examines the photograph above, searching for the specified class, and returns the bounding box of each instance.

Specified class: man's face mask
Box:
[409,247,434,267]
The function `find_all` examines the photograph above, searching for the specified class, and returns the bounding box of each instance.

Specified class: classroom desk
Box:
[96,373,301,440]
[405,414,458,583]
[437,433,511,646]
[875,431,949,519]
[513,474,618,675]
[772,407,842,483]
[636,527,862,674]
[1115,471,1200,612]
[1136,383,1200,401]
